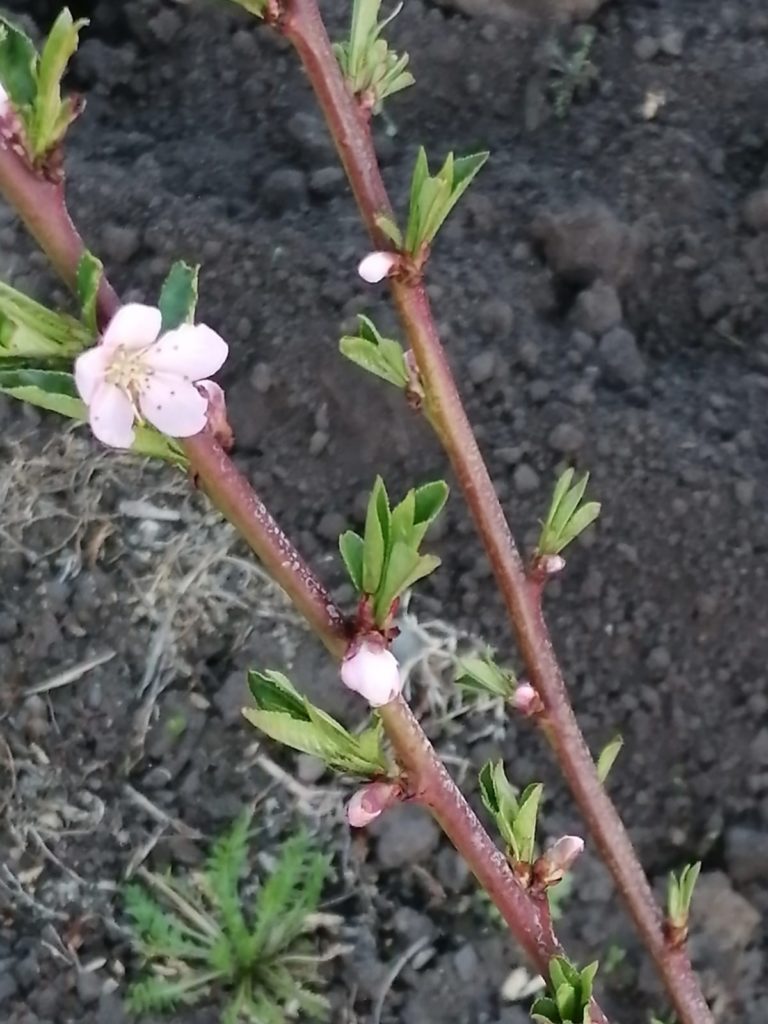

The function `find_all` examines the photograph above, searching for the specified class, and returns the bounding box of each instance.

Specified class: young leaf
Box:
[513,782,543,863]
[159,261,200,332]
[0,15,37,107]
[339,315,408,388]
[455,653,514,699]
[374,212,403,248]
[411,479,449,544]
[32,9,88,157]
[0,280,92,356]
[374,544,440,622]
[363,479,387,594]
[538,470,600,557]
[339,530,365,592]
[0,366,84,419]
[76,250,104,333]
[595,735,623,783]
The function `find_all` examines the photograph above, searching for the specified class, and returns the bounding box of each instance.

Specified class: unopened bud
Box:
[358,251,399,284]
[540,554,566,576]
[513,681,544,717]
[341,637,402,707]
[197,379,234,451]
[346,781,401,828]
[534,835,585,888]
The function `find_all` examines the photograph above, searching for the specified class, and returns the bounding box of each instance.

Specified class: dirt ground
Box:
[0,0,767,1022]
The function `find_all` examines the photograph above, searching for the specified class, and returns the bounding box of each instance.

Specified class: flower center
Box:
[105,345,152,397]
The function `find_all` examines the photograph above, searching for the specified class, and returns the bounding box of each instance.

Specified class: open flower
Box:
[340,636,401,707]
[358,251,399,284]
[74,303,228,448]
[346,781,401,828]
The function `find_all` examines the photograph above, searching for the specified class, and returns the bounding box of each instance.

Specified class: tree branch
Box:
[0,136,607,1016]
[282,3,712,1022]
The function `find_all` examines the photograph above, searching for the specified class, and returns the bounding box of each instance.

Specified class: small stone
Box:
[513,463,540,495]
[392,907,436,943]
[309,430,329,456]
[76,970,104,1006]
[453,944,480,983]
[96,991,129,1024]
[468,351,497,385]
[101,224,139,265]
[435,847,470,892]
[659,26,685,57]
[213,671,251,726]
[0,969,18,1006]
[286,111,334,162]
[725,827,768,883]
[548,422,585,455]
[148,9,182,44]
[0,612,18,641]
[634,36,659,61]
[743,189,768,232]
[735,479,755,507]
[296,754,325,784]
[572,281,623,335]
[645,646,671,679]
[479,299,515,336]
[531,202,638,286]
[374,805,440,869]
[598,326,646,387]
[751,728,768,767]
[316,511,347,542]
[309,166,346,199]
[261,168,308,215]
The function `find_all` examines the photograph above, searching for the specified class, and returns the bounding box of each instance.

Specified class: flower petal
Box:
[358,251,398,284]
[89,383,135,448]
[74,345,110,404]
[144,324,228,380]
[340,639,402,707]
[138,373,208,438]
[102,304,162,351]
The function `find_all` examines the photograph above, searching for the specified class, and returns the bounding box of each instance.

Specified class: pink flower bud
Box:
[534,835,585,887]
[358,251,398,283]
[197,379,234,451]
[346,781,401,828]
[540,554,566,576]
[513,681,544,716]
[340,637,401,707]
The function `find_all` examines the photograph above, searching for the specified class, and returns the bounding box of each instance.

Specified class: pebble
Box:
[212,671,251,726]
[309,166,346,199]
[513,462,540,495]
[0,612,18,641]
[76,970,104,1006]
[751,728,768,767]
[468,351,497,385]
[548,422,585,455]
[659,26,685,57]
[634,36,659,61]
[598,326,647,387]
[316,511,347,541]
[725,826,768,883]
[375,805,440,868]
[454,943,480,983]
[743,189,768,232]
[101,224,139,265]
[260,168,307,214]
[479,299,514,336]
[392,906,436,943]
[572,280,623,335]
[148,9,182,44]
[0,969,18,1006]
[286,111,334,162]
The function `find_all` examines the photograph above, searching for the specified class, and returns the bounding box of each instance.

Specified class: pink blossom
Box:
[74,304,228,449]
[540,554,566,576]
[358,251,398,284]
[346,781,401,828]
[340,637,401,707]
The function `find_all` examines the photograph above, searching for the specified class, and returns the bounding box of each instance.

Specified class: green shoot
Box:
[479,760,542,865]
[124,815,332,1023]
[334,0,414,114]
[531,957,599,1024]
[667,862,701,933]
[537,469,600,558]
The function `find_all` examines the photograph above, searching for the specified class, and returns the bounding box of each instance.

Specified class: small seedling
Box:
[479,759,542,868]
[124,814,332,1023]
[666,862,701,942]
[333,0,414,114]
[548,26,598,119]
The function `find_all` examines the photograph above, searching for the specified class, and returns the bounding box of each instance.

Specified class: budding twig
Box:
[280,3,713,1022]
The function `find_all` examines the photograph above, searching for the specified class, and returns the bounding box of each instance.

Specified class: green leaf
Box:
[579,961,599,1003]
[243,708,347,764]
[159,261,200,332]
[531,997,559,1022]
[76,250,104,333]
[0,15,37,107]
[406,147,429,252]
[538,470,600,557]
[0,366,84,418]
[339,530,365,592]
[513,782,543,863]
[0,279,92,357]
[455,654,514,699]
[374,213,403,248]
[374,543,440,623]
[248,670,308,719]
[411,479,449,545]
[389,489,416,547]
[339,317,408,388]
[362,480,387,594]
[596,734,623,784]
[543,468,574,536]
[32,9,88,157]
[554,501,601,553]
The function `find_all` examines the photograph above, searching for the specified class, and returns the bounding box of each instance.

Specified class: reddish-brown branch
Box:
[283,3,712,1022]
[0,136,610,1014]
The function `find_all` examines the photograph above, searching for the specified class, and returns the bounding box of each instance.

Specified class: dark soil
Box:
[1,1,767,1022]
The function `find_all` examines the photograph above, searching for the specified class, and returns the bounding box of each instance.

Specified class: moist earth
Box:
[0,1,767,1022]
